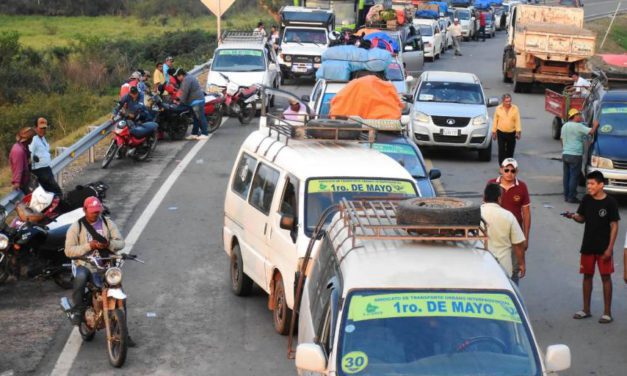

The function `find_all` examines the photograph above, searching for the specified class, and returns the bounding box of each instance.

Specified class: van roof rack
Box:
[221,31,267,44]
[264,113,377,145]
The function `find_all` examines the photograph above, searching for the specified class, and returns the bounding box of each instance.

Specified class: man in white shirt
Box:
[570,73,591,96]
[481,183,526,283]
[449,19,463,56]
[29,117,62,195]
[282,98,308,122]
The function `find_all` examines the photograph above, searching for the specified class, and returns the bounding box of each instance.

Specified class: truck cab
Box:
[278,6,335,82]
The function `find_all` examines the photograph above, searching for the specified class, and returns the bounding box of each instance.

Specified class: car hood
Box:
[596,134,627,160]
[414,101,486,117]
[207,71,267,88]
[280,43,327,56]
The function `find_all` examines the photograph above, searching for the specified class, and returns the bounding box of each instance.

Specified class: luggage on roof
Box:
[329,75,403,119]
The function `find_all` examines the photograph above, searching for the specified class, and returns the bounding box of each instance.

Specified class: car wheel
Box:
[272,273,292,335]
[230,244,253,296]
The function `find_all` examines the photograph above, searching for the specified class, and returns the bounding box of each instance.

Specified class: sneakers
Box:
[186,135,199,140]
[197,135,209,140]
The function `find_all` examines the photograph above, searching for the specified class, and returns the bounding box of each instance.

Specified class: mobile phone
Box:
[560,212,571,217]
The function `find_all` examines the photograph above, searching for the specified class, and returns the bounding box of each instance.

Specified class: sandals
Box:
[599,315,614,324]
[573,311,592,319]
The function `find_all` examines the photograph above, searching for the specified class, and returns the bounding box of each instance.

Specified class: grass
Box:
[586,14,627,53]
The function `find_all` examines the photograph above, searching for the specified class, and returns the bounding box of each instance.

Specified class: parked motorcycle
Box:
[0,204,73,288]
[60,252,144,367]
[205,92,224,134]
[150,94,192,141]
[102,114,158,169]
[218,73,259,125]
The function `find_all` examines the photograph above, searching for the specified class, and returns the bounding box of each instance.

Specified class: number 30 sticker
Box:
[342,351,368,374]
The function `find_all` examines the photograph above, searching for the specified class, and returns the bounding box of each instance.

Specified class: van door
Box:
[245,162,281,291]
[403,36,425,76]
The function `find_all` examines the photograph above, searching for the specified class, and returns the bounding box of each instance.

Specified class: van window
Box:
[232,153,257,199]
[249,163,280,215]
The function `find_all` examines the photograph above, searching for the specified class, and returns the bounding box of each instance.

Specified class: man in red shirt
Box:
[479,11,487,42]
[487,158,531,283]
[9,127,35,193]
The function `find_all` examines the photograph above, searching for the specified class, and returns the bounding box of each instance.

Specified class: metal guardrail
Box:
[0,60,211,213]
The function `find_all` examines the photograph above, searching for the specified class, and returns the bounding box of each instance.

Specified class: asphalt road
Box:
[0,2,625,374]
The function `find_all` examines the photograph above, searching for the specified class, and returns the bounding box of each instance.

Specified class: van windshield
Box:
[338,290,541,376]
[212,49,265,72]
[284,28,327,45]
[457,10,471,20]
[418,25,433,36]
[305,178,416,235]
[597,103,627,136]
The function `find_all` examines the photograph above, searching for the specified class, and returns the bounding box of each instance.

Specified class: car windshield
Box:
[338,290,541,376]
[597,103,627,136]
[457,10,471,20]
[305,178,416,235]
[418,81,485,104]
[371,143,427,178]
[418,25,433,36]
[283,28,327,45]
[212,49,265,72]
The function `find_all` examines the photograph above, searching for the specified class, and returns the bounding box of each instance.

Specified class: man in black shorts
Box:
[564,171,619,324]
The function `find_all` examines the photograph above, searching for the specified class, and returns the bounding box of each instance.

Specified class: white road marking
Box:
[49,120,225,375]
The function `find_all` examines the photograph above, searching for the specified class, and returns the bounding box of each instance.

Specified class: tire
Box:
[53,270,74,289]
[238,105,254,125]
[0,253,10,284]
[478,141,492,162]
[207,110,223,135]
[272,274,291,335]
[396,197,481,227]
[513,74,528,93]
[230,244,253,296]
[169,122,188,141]
[502,50,513,83]
[552,117,563,140]
[306,119,362,140]
[101,140,118,169]
[435,52,440,60]
[79,320,96,341]
[107,309,128,368]
[134,136,156,161]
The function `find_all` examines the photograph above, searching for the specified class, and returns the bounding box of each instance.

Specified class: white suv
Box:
[409,71,499,161]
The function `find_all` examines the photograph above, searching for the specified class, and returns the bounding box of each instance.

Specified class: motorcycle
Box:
[102,113,158,169]
[204,92,225,134]
[150,93,192,141]
[0,204,73,288]
[60,252,144,367]
[218,73,259,125]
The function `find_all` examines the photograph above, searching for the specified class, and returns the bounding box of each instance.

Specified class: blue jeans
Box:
[563,154,582,201]
[191,103,208,136]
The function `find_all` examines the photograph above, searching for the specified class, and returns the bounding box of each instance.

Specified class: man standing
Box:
[269,25,280,52]
[254,22,267,37]
[449,18,462,56]
[163,56,174,83]
[492,93,521,164]
[175,69,209,140]
[488,158,531,283]
[565,171,619,324]
[10,127,35,193]
[479,11,486,42]
[153,62,165,87]
[29,117,62,195]
[561,108,596,203]
[481,183,526,282]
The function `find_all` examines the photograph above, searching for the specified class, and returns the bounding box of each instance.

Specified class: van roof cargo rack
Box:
[221,31,267,44]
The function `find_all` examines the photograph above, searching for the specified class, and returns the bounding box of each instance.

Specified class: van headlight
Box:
[314,56,321,63]
[105,267,123,286]
[472,114,488,126]
[591,155,613,169]
[413,111,430,123]
[0,234,8,250]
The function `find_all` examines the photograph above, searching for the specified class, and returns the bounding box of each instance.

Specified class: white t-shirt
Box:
[481,203,526,276]
[574,76,591,95]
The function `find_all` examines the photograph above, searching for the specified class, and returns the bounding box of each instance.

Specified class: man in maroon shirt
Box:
[479,11,487,42]
[9,127,35,194]
[487,158,531,282]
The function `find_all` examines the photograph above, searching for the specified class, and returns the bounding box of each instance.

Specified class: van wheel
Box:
[396,198,481,227]
[230,244,253,296]
[552,117,563,140]
[272,274,291,335]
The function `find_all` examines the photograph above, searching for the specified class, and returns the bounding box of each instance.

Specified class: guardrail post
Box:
[55,147,68,189]
[87,126,98,163]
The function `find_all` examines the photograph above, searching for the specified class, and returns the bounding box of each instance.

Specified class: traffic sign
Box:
[201,0,235,17]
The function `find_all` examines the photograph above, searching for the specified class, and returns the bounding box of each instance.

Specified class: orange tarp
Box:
[329,76,403,119]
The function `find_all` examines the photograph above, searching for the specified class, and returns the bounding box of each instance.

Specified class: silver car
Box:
[409,71,499,161]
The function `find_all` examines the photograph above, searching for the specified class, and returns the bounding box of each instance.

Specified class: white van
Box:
[223,123,420,335]
[412,18,444,60]
[294,199,571,375]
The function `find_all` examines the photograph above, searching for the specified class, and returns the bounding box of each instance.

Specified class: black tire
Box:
[0,253,10,284]
[238,105,255,125]
[230,244,253,296]
[513,74,529,93]
[107,309,128,368]
[101,140,118,169]
[53,270,74,289]
[169,122,188,141]
[306,119,362,140]
[552,117,563,140]
[502,51,513,83]
[396,197,481,227]
[134,136,156,161]
[207,110,223,134]
[272,274,292,335]
[478,141,492,162]
[79,320,96,341]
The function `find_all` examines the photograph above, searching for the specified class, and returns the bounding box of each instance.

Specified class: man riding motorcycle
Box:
[112,86,158,135]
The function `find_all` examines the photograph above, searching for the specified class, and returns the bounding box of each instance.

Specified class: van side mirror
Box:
[404,45,414,52]
[295,343,327,373]
[402,93,414,103]
[487,97,500,107]
[280,214,295,231]
[429,169,441,180]
[301,95,310,103]
[545,345,571,372]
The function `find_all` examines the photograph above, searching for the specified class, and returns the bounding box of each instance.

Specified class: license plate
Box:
[443,128,458,136]
[244,94,258,104]
[292,65,309,73]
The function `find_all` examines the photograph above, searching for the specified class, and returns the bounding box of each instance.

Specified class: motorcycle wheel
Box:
[207,110,223,134]
[0,254,10,284]
[169,125,188,141]
[53,270,74,289]
[101,140,119,169]
[106,309,128,368]
[133,136,156,161]
[238,105,255,126]
[79,320,96,341]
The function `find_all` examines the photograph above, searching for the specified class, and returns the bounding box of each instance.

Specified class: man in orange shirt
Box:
[492,93,521,165]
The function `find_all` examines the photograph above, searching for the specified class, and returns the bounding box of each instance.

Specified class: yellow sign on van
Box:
[308,179,415,195]
[347,292,522,324]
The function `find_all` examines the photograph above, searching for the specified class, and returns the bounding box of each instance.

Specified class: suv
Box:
[206,32,281,108]
[294,199,571,375]
[454,8,477,40]
[413,18,445,61]
[409,71,499,161]
[223,124,419,335]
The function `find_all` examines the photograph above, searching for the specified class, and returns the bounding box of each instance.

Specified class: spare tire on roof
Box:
[396,197,481,227]
[306,119,362,140]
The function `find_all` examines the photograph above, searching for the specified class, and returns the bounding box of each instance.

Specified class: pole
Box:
[600,2,621,50]
[217,0,222,44]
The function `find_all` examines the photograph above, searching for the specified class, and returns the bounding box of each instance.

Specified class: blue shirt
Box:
[29,135,52,170]
[163,64,172,82]
[561,121,590,156]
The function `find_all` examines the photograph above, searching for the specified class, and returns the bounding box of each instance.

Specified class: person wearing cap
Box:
[119,71,141,99]
[449,18,462,56]
[561,108,596,203]
[163,56,174,83]
[487,157,531,284]
[153,62,165,86]
[282,98,308,122]
[64,197,125,324]
[175,68,209,140]
[10,127,35,193]
[29,117,62,195]
[492,93,521,165]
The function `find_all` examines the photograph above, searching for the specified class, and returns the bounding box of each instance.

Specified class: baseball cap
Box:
[568,108,580,119]
[501,158,518,169]
[84,197,103,214]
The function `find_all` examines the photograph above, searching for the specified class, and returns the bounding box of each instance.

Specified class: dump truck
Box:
[502,4,596,93]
